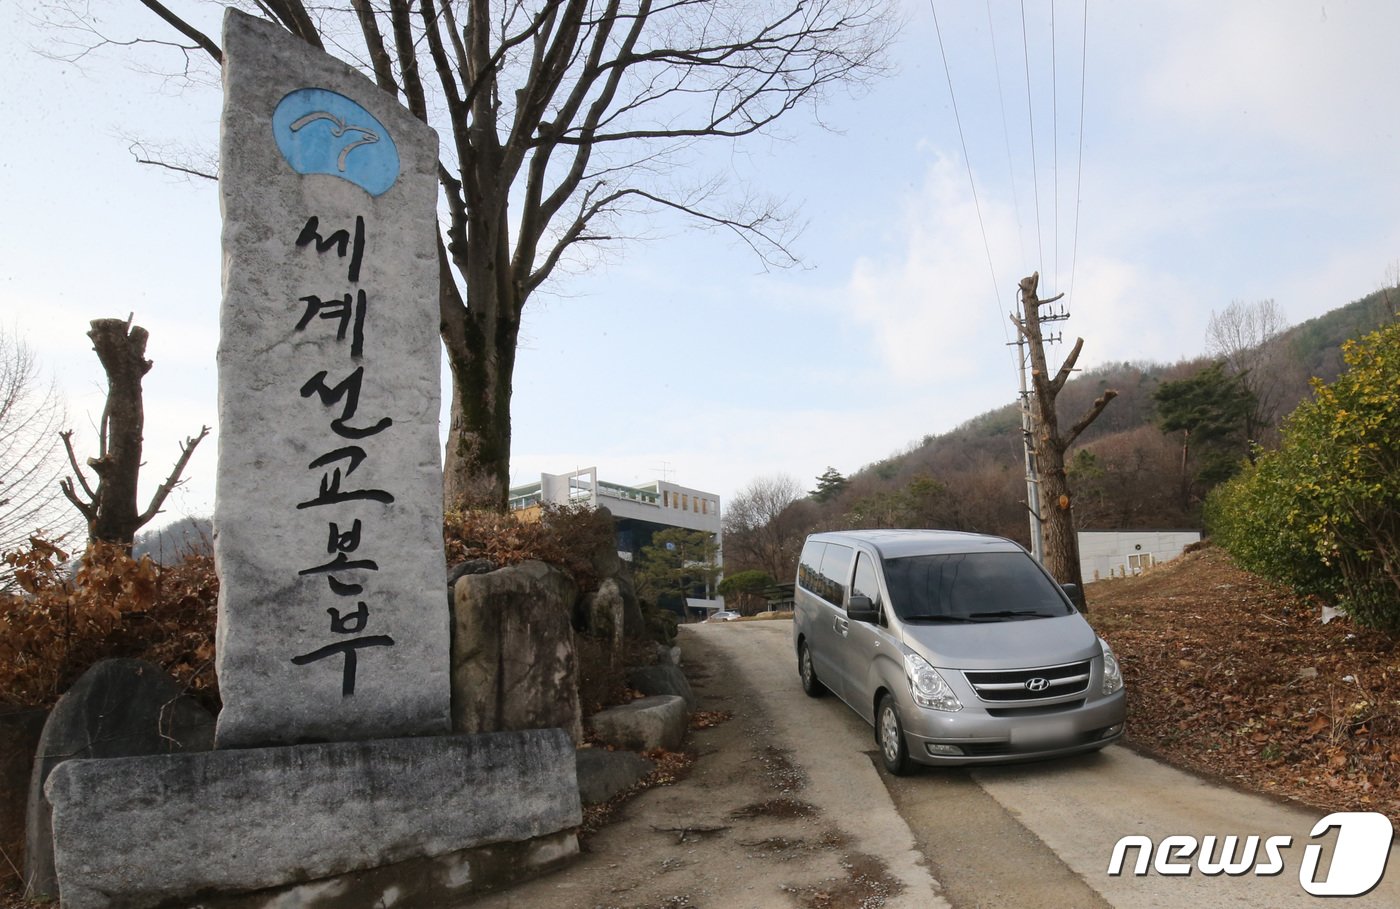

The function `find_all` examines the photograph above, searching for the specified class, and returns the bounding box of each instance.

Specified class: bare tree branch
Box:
[137,0,223,62]
[1049,337,1083,396]
[137,426,211,527]
[128,142,217,181]
[0,329,82,560]
[58,431,96,502]
[261,0,325,50]
[350,0,400,93]
[1064,391,1119,451]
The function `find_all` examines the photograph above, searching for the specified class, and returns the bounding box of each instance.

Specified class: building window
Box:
[663,491,669,507]
[682,494,689,511]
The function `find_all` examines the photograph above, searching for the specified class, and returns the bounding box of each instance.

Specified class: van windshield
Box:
[882,551,1075,622]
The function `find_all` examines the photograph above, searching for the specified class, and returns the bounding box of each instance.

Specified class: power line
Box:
[1019,0,1044,277]
[1067,0,1088,308]
[928,0,1009,343]
[986,0,1027,269]
[1051,0,1059,289]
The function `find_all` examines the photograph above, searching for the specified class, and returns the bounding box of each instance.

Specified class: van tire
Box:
[798,641,826,697]
[876,693,912,775]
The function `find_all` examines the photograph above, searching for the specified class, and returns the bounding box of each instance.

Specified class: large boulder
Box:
[575,748,655,805]
[583,578,628,652]
[577,508,645,639]
[452,560,583,743]
[26,658,215,900]
[613,570,647,641]
[655,642,682,666]
[587,695,687,752]
[445,558,497,607]
[628,664,697,711]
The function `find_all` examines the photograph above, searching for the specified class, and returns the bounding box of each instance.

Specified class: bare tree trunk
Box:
[1016,274,1117,609]
[84,319,150,546]
[1178,429,1192,512]
[60,318,208,549]
[439,194,522,512]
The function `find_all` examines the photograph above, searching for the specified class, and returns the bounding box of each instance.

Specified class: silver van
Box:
[793,530,1125,773]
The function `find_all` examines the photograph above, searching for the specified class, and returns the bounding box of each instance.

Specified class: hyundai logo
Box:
[1025,677,1050,692]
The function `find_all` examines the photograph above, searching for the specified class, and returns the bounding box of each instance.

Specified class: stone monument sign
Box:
[215,10,449,746]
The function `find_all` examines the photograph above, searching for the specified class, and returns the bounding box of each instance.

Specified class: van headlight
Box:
[1100,637,1124,695]
[904,652,962,712]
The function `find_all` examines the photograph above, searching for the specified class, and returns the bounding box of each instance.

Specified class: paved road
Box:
[705,620,1400,909]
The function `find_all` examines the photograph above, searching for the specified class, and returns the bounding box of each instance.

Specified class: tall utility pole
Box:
[1011,273,1117,609]
[1011,292,1068,566]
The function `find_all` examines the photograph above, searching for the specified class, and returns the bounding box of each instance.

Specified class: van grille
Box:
[963,660,1091,703]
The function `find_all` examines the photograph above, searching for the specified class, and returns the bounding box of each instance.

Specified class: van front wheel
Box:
[876,694,912,775]
[799,641,826,697]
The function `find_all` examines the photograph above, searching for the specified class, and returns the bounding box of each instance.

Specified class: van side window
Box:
[797,541,827,597]
[816,544,853,606]
[798,541,855,607]
[851,552,882,618]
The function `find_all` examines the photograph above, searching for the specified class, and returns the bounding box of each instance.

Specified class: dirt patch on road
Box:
[469,630,903,909]
[730,797,819,820]
[784,853,904,909]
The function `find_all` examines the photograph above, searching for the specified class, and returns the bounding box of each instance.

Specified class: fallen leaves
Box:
[1089,545,1400,822]
[689,709,732,730]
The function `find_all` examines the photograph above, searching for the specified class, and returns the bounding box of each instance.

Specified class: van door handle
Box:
[835,618,849,636]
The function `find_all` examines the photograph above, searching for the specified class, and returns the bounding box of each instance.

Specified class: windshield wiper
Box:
[899,613,981,623]
[967,609,1056,620]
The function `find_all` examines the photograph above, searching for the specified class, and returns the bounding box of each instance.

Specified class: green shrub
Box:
[1206,320,1400,630]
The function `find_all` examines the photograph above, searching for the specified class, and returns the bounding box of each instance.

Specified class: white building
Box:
[509,467,724,614]
[1078,530,1202,583]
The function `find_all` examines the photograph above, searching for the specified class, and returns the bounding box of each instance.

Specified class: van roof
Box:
[806,529,1024,560]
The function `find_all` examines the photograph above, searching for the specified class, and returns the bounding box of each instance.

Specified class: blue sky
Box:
[4,1,1399,527]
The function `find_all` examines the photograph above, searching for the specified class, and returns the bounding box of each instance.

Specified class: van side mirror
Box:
[1060,582,1084,610]
[847,594,879,623]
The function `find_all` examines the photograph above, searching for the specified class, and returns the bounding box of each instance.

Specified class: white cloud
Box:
[843,154,1023,384]
[1136,2,1400,160]
[1060,255,1212,368]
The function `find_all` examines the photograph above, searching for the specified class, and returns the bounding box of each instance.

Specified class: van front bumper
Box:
[901,689,1126,765]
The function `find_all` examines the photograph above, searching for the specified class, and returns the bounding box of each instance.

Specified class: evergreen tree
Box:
[810,467,848,503]
[634,528,720,612]
[1153,361,1255,506]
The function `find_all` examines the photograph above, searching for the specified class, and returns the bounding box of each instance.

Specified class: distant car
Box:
[705,610,741,622]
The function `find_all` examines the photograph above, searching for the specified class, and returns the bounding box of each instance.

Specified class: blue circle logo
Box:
[272,88,400,196]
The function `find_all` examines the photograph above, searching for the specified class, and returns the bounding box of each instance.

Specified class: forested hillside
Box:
[723,287,1398,580]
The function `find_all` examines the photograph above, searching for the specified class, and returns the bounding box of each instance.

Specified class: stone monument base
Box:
[44,730,581,909]
[190,830,579,909]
